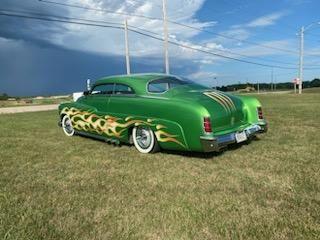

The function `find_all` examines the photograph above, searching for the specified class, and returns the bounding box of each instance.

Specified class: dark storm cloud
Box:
[0,0,199,96]
[0,39,198,96]
[0,0,69,47]
[0,40,126,96]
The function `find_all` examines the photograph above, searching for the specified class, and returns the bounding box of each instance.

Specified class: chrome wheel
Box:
[62,115,75,136]
[136,127,152,149]
[132,126,158,153]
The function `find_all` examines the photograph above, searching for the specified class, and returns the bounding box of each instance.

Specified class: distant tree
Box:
[0,93,9,100]
[310,78,320,88]
[213,79,320,92]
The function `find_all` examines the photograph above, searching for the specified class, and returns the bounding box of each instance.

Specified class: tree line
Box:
[1,78,320,99]
[216,78,320,92]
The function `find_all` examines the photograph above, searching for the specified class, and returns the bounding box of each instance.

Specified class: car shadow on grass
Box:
[159,136,262,159]
[74,133,261,160]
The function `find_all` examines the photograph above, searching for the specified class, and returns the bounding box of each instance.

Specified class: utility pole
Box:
[257,80,260,94]
[162,0,169,74]
[298,26,304,94]
[124,19,131,75]
[86,79,91,91]
[271,68,274,92]
[297,22,320,94]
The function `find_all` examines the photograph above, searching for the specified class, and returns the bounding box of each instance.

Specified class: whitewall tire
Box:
[62,115,75,137]
[132,126,159,153]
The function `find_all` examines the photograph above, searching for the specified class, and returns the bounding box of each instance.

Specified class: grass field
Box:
[0,92,319,239]
[0,96,71,108]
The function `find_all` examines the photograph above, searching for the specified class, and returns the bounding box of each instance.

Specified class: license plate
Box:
[235,131,247,143]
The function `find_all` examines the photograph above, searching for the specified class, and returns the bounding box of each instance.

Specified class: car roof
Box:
[93,73,175,95]
[94,73,169,85]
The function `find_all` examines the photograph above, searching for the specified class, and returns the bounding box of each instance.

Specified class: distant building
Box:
[51,95,70,99]
[237,86,256,93]
[34,96,44,100]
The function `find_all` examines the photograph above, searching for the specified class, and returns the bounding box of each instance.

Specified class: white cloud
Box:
[230,39,295,57]
[193,59,214,64]
[188,71,222,87]
[189,71,218,79]
[36,2,297,80]
[245,11,289,28]
[47,0,215,59]
[205,28,251,47]
[205,42,224,50]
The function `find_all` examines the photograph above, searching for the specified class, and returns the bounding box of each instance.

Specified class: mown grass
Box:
[0,92,319,239]
[0,97,71,108]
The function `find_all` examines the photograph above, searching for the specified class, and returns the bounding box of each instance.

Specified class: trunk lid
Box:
[172,88,246,133]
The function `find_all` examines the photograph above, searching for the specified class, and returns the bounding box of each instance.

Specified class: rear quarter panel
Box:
[236,95,266,125]
[107,95,208,151]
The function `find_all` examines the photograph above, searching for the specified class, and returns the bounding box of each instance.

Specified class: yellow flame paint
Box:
[61,107,185,148]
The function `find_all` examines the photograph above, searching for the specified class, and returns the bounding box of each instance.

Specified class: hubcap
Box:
[64,117,74,134]
[136,127,152,149]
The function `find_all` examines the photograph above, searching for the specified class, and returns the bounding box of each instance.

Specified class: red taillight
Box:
[203,117,212,133]
[257,107,263,119]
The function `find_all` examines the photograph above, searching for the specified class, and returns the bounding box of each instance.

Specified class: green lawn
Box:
[0,93,319,240]
[0,97,71,108]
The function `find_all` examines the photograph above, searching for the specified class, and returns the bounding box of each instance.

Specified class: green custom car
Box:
[58,74,267,153]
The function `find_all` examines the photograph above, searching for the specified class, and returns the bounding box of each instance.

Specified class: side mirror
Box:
[83,90,90,96]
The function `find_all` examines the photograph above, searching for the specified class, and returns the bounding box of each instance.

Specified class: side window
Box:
[148,77,187,93]
[148,79,169,93]
[91,84,114,95]
[113,84,135,95]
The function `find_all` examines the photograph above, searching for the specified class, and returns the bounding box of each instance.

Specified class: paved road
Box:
[0,104,59,114]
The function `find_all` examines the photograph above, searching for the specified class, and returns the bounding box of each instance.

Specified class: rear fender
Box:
[104,113,188,150]
[237,95,264,124]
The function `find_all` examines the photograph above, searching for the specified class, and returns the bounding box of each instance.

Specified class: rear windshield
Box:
[148,77,194,93]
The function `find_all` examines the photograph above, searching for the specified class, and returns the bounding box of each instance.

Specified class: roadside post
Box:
[293,78,300,94]
[87,79,91,91]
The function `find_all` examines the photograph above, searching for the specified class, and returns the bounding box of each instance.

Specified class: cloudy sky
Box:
[1,0,320,96]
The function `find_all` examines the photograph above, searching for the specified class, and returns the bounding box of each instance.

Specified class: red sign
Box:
[293,78,300,84]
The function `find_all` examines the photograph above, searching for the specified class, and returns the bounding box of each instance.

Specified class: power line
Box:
[196,42,300,67]
[0,8,156,38]
[172,3,297,40]
[135,24,300,67]
[125,30,318,68]
[128,29,301,70]
[0,8,301,67]
[128,24,162,37]
[122,19,317,67]
[0,11,123,29]
[1,7,314,67]
[130,24,320,68]
[38,0,301,55]
[0,8,122,26]
[128,0,163,10]
[38,0,161,21]
[168,20,300,55]
[1,10,319,70]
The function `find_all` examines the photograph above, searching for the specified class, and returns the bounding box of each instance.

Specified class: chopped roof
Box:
[94,73,170,85]
[92,73,174,95]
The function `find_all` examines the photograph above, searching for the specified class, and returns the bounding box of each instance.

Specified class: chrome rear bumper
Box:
[200,123,267,152]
